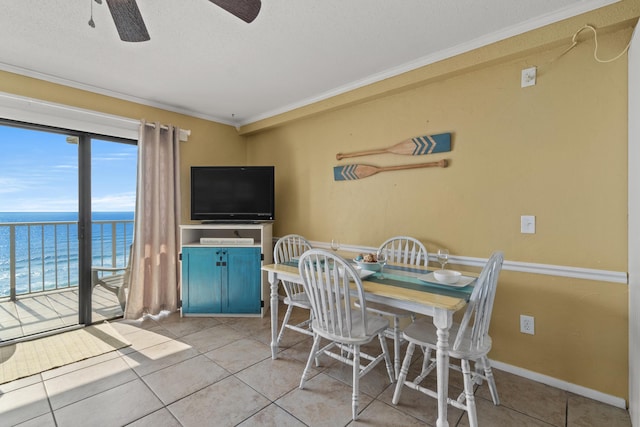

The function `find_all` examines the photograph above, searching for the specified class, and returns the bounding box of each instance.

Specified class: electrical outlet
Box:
[520,315,535,335]
[521,67,537,88]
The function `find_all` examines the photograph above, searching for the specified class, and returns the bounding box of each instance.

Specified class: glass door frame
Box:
[78,134,91,324]
[0,118,135,326]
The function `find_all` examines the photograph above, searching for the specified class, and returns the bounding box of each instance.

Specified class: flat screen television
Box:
[190,166,275,222]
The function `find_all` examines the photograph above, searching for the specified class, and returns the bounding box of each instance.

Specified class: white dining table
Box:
[262,262,470,427]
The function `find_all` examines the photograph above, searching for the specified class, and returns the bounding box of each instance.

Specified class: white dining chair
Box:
[298,249,395,421]
[391,251,504,427]
[357,236,428,378]
[273,234,313,342]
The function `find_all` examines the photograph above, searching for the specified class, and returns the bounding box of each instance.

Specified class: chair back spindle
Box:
[453,251,504,352]
[299,250,369,341]
[274,234,311,263]
[379,236,428,267]
[274,234,312,298]
[273,234,314,341]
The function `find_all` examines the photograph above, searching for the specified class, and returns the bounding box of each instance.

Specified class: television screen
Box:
[190,166,275,222]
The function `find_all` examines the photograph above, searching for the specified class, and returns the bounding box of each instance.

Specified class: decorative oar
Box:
[336,133,451,160]
[334,159,448,181]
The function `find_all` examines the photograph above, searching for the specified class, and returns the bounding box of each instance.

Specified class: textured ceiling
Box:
[0,0,618,126]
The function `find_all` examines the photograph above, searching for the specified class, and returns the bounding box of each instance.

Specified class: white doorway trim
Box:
[628,24,639,427]
[0,91,190,141]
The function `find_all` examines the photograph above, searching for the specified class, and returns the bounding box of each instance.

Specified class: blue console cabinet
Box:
[181,247,261,314]
[179,223,272,317]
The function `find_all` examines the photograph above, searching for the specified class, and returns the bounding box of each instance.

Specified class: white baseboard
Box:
[490,359,627,409]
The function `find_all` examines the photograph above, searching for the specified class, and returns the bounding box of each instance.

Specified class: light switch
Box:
[521,215,535,234]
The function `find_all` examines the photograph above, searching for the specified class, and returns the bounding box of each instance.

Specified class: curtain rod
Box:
[143,121,191,142]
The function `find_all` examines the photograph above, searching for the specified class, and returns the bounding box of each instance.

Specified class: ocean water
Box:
[0,212,134,297]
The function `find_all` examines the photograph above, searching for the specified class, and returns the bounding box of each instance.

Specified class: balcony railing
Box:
[0,219,134,300]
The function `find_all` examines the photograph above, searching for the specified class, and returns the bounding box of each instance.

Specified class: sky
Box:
[0,125,137,212]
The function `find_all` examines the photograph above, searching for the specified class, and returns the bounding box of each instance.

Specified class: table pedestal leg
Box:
[269,272,279,359]
[434,308,454,427]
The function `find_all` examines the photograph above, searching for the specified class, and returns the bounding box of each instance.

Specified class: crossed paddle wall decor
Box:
[333,133,451,181]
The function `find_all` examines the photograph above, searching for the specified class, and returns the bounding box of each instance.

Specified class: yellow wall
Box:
[1,2,636,402]
[0,70,246,222]
[245,25,633,399]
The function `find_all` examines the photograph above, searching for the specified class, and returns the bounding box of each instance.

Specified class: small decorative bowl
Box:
[353,259,382,272]
[433,270,461,284]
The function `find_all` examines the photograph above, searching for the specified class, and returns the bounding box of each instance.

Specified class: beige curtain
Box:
[124,120,181,319]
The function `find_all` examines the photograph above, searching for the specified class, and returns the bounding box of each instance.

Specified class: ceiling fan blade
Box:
[105,0,150,42]
[209,0,261,23]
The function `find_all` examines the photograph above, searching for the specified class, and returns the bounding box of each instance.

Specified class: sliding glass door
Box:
[90,138,136,321]
[0,121,136,342]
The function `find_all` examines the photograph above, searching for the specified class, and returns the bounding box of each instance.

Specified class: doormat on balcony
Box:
[0,322,131,385]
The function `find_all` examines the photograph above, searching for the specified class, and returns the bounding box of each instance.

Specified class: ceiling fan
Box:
[91,0,261,42]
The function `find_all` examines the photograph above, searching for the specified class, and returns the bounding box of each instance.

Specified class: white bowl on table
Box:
[433,269,461,284]
[353,259,382,272]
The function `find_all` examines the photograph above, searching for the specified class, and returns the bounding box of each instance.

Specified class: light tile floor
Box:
[0,304,632,426]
